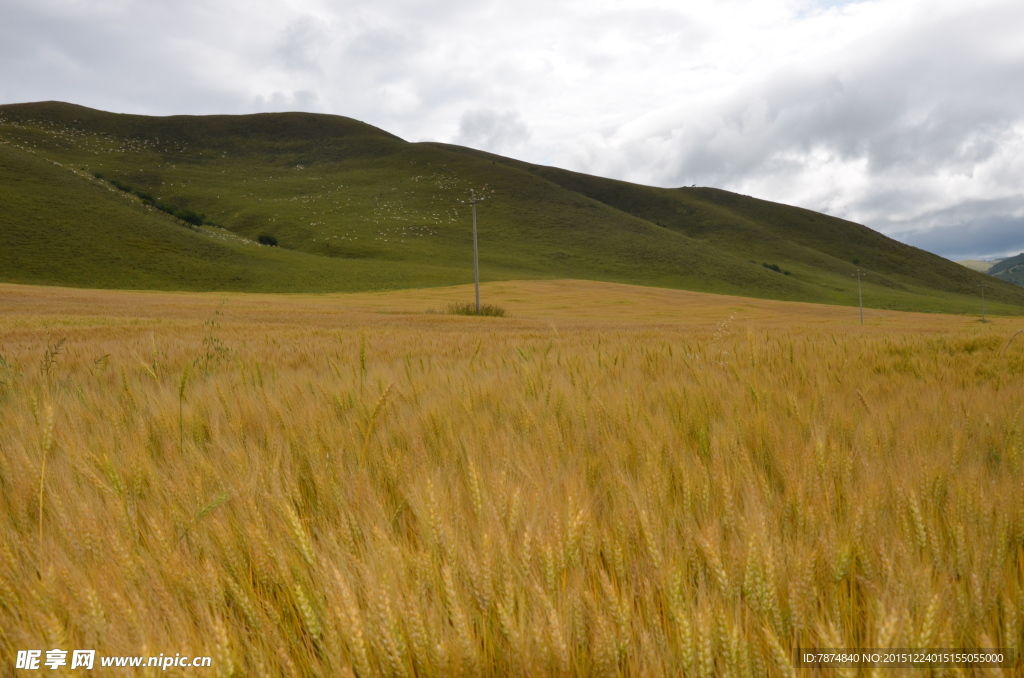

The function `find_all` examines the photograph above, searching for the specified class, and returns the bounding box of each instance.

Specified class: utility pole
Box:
[470,189,482,315]
[464,188,487,315]
[460,187,489,315]
[979,281,987,322]
[856,269,864,326]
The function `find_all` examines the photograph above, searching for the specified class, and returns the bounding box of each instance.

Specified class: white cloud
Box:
[455,109,530,153]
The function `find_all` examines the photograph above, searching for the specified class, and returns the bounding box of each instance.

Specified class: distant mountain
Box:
[989,253,1024,287]
[1,101,1021,313]
[956,259,1004,273]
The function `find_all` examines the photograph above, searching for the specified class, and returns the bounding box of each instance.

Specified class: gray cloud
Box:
[885,197,1024,260]
[644,22,1022,185]
[455,109,530,152]
[896,215,1024,262]
[573,1,1024,259]
[0,1,255,114]
[274,17,332,73]
[252,89,320,112]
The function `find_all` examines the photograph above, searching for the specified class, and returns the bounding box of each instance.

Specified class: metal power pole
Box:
[471,189,480,315]
[857,269,864,326]
[980,281,987,322]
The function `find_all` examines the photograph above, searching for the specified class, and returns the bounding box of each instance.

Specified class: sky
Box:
[3,0,1023,261]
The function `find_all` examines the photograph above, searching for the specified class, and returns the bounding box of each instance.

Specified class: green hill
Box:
[1,100,1021,313]
[989,253,1024,288]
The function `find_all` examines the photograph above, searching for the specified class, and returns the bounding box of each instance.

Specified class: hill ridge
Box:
[1,100,1021,314]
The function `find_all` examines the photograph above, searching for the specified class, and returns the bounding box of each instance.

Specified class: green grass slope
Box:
[1,101,1021,314]
[989,253,1024,288]
[0,138,461,293]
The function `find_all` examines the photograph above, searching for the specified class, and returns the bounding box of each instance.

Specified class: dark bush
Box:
[93,175,205,227]
[177,210,205,227]
[446,302,507,317]
[762,262,792,276]
[258,234,279,246]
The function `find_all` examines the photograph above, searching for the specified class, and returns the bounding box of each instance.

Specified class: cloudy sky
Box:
[3,0,1023,260]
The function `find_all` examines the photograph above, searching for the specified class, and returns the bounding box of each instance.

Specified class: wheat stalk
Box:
[176,492,229,546]
[359,383,393,471]
[37,403,55,559]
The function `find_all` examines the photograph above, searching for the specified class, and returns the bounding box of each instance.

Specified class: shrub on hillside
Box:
[176,210,205,227]
[446,302,507,317]
[258,234,279,247]
[763,262,791,275]
[95,175,206,227]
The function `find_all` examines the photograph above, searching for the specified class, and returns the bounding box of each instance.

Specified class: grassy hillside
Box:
[1,101,1021,314]
[0,140,469,292]
[989,253,1024,287]
[431,143,1024,312]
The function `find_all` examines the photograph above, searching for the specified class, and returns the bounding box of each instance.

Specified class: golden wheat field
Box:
[2,280,1023,677]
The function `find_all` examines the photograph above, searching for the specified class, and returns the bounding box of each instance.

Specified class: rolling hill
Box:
[989,253,1024,288]
[956,259,1002,273]
[1,100,1021,314]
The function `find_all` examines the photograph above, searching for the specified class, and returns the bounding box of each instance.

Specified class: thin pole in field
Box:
[461,187,490,315]
[979,281,987,322]
[856,269,863,325]
[471,189,480,315]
